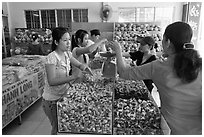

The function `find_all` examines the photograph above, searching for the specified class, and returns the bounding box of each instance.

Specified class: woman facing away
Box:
[109,21,202,135]
[71,29,107,81]
[42,27,92,135]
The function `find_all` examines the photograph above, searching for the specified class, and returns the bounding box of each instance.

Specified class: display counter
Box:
[57,57,166,135]
[2,55,46,128]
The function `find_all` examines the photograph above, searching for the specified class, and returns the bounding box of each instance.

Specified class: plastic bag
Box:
[102,59,116,78]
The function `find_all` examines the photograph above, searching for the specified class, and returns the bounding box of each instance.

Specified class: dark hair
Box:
[140,36,155,50]
[31,33,39,41]
[164,21,202,83]
[51,27,69,51]
[71,29,88,51]
[90,29,101,36]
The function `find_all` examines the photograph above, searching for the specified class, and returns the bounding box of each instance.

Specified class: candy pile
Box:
[57,73,163,135]
[13,28,52,44]
[113,79,163,135]
[113,98,162,135]
[2,55,45,86]
[114,23,162,52]
[114,79,149,100]
[57,75,114,134]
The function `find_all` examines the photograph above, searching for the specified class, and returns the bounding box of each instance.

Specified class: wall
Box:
[7,2,183,37]
[7,2,102,36]
[2,2,8,15]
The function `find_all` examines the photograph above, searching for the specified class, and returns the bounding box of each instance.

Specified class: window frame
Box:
[24,8,88,29]
[118,6,173,24]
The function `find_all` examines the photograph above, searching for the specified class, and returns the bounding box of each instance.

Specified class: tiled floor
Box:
[2,88,161,135]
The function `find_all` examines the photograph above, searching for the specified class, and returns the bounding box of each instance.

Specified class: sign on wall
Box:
[188,2,202,46]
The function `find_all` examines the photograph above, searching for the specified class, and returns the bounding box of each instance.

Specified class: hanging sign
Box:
[188,2,202,46]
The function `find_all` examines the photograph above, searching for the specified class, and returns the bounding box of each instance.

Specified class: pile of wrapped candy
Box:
[57,71,114,134]
[2,55,45,87]
[114,79,149,100]
[114,22,162,53]
[13,28,52,44]
[113,79,163,135]
[57,71,163,135]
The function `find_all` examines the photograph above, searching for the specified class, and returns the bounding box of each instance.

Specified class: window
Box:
[119,7,173,27]
[73,9,88,22]
[25,9,88,29]
[25,10,40,28]
[136,7,155,22]
[119,8,135,22]
[41,10,56,28]
[57,9,72,27]
[155,7,174,28]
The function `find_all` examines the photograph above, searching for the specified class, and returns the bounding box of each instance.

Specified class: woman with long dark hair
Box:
[42,27,92,134]
[109,22,202,135]
[71,29,107,81]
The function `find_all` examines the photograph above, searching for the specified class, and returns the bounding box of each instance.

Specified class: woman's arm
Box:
[75,39,107,56]
[70,56,93,76]
[110,41,153,80]
[70,56,86,71]
[100,43,107,52]
[45,64,76,86]
[109,41,128,75]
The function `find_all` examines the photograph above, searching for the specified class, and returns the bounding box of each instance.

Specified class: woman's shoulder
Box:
[47,51,55,56]
[47,51,57,60]
[46,51,58,64]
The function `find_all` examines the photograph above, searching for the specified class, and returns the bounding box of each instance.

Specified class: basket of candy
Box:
[57,70,114,134]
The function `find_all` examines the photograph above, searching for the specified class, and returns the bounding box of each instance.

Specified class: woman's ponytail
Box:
[71,34,78,51]
[174,46,202,83]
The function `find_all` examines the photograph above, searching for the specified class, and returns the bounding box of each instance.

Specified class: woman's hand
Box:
[108,41,122,53]
[69,73,81,85]
[79,64,93,76]
[98,38,108,45]
[83,66,93,76]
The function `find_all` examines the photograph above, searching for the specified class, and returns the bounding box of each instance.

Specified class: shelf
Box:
[2,97,41,129]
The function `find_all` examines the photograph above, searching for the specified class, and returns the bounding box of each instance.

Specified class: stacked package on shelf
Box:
[2,55,45,86]
[22,55,45,75]
[13,28,53,55]
[57,70,114,134]
[114,22,162,52]
[113,79,163,135]
[2,65,28,87]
